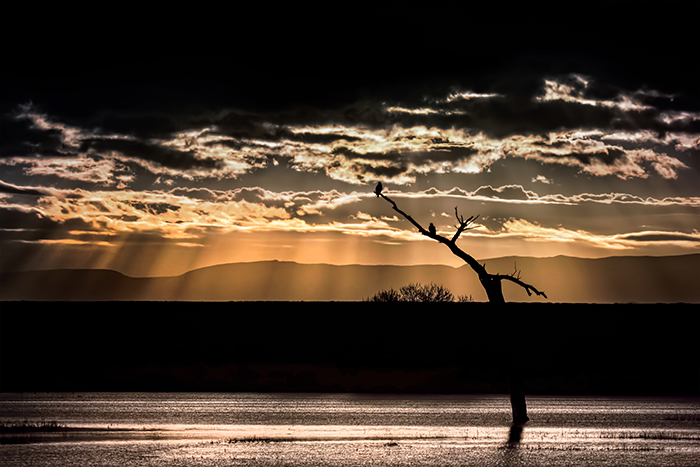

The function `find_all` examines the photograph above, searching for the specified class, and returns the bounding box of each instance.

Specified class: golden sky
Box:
[1,2,698,277]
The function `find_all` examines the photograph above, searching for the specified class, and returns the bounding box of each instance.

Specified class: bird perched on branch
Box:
[429,223,436,235]
[374,181,383,197]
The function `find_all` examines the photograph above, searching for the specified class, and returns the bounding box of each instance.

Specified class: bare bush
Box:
[365,283,472,302]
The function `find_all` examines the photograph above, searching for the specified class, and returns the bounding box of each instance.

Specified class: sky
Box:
[1,1,698,277]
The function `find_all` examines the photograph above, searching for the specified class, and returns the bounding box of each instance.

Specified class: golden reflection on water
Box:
[2,395,699,466]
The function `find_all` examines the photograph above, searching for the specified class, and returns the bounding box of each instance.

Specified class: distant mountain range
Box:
[1,254,698,302]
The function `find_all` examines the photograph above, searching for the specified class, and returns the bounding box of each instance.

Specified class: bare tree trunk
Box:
[479,274,505,304]
[505,317,530,426]
[376,188,541,426]
[508,372,529,425]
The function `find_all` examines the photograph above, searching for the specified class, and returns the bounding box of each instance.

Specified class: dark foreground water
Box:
[1,393,699,467]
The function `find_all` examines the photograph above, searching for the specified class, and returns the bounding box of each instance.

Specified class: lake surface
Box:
[1,393,699,466]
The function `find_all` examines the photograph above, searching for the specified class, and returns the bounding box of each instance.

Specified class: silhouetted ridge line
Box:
[1,254,698,302]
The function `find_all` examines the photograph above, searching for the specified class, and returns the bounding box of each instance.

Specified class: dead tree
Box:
[376,189,547,304]
[377,187,544,426]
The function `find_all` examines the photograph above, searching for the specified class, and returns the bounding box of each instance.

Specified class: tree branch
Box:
[376,190,546,302]
[496,274,548,299]
[379,193,428,235]
[379,193,486,274]
[451,207,479,243]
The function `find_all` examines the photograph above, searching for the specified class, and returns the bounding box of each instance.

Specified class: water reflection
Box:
[1,394,699,467]
[506,423,525,447]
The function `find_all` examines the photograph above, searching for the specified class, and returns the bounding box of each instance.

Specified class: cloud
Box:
[535,74,654,112]
[395,185,700,207]
[1,105,277,184]
[498,219,700,251]
[601,130,700,152]
[40,188,294,237]
[6,174,697,253]
[1,76,697,260]
[0,112,70,158]
[4,71,696,188]
[25,237,115,247]
[0,180,46,197]
[279,124,495,184]
[617,232,700,243]
[471,185,534,201]
[99,114,178,139]
[502,131,690,180]
[0,182,376,248]
[9,155,126,185]
[532,175,552,184]
[3,176,698,262]
[384,88,501,116]
[281,122,692,184]
[80,139,219,172]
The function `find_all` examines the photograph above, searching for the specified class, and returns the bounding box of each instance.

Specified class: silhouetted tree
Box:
[375,188,547,304]
[366,282,473,302]
[375,186,541,426]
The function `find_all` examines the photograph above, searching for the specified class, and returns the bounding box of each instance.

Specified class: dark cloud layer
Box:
[0,181,45,197]
[3,1,696,118]
[3,2,697,157]
[621,233,700,243]
[80,138,222,171]
[0,114,71,158]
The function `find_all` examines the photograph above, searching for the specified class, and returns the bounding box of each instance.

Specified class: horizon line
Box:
[2,252,698,279]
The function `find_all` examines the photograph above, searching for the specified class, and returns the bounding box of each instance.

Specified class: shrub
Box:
[0,420,65,432]
[365,282,472,302]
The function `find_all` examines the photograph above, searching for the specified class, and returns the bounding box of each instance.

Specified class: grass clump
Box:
[0,421,66,433]
[228,436,291,444]
[600,430,700,441]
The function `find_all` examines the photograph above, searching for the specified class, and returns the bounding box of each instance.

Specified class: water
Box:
[1,393,699,466]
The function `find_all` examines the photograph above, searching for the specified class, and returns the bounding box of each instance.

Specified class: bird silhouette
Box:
[374,182,383,197]
[429,223,436,235]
